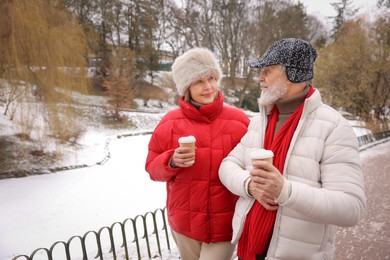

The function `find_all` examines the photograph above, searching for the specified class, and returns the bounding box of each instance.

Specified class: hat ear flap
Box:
[286,67,297,83]
[286,67,314,83]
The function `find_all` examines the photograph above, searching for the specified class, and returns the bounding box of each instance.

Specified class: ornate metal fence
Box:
[12,207,177,260]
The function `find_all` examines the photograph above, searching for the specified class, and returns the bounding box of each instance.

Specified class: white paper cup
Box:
[178,136,196,164]
[250,149,274,166]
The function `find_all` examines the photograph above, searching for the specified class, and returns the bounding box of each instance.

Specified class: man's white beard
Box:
[259,77,288,106]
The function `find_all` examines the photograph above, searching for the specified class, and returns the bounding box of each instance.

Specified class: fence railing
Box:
[11,130,390,260]
[12,207,176,260]
[357,130,390,148]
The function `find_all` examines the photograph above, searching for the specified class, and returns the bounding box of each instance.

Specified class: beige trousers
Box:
[171,229,236,260]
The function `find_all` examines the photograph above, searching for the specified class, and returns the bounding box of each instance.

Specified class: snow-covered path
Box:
[0,134,167,259]
[335,141,390,259]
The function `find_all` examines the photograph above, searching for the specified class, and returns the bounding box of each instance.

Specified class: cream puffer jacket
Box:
[219,89,366,260]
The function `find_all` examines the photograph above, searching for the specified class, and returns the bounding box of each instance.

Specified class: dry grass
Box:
[135,82,170,100]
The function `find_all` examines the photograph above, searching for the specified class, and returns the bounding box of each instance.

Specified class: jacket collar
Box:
[180,92,224,123]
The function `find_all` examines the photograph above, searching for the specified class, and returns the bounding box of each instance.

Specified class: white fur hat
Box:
[171,47,222,96]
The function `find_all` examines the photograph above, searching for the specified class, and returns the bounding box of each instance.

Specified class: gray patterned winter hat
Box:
[247,38,317,83]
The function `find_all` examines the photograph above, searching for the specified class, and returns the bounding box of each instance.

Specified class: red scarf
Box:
[237,86,315,260]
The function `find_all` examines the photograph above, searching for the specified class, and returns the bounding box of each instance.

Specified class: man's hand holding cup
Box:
[248,149,283,210]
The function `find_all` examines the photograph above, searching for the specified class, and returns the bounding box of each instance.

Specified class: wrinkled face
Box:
[258,65,288,106]
[189,75,219,105]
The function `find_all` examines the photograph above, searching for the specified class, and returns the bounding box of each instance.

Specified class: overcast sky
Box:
[296,0,378,18]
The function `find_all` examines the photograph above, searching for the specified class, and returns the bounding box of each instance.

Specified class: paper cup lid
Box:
[250,149,274,159]
[178,135,196,143]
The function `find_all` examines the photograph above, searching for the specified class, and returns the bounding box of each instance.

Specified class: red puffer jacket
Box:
[145,92,249,243]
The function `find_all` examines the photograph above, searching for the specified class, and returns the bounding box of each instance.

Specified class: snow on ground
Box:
[0,133,171,259]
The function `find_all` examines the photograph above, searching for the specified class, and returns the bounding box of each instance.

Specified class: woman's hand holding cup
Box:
[171,136,196,168]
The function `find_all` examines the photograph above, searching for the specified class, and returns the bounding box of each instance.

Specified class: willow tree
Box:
[0,0,88,145]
